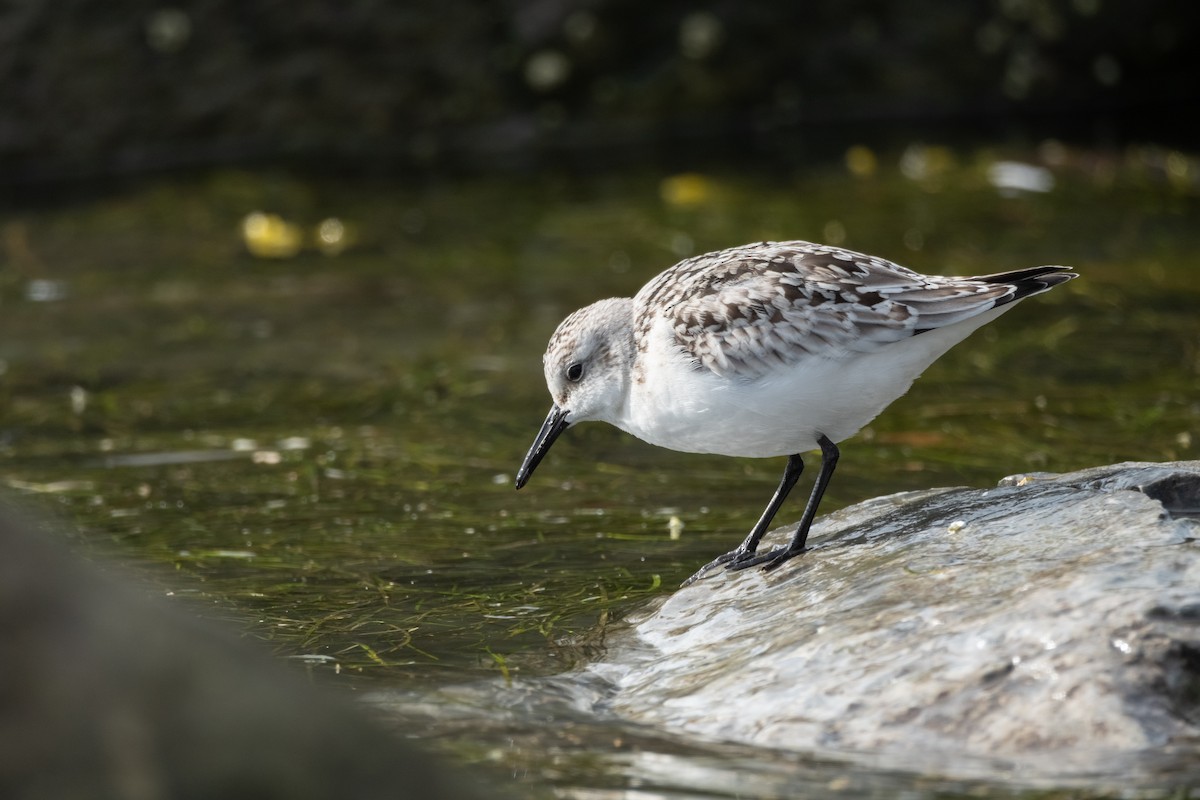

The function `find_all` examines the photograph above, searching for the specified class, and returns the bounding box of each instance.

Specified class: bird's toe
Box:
[759,546,807,573]
[724,547,784,571]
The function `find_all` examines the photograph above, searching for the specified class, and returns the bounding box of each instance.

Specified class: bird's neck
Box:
[591,297,637,429]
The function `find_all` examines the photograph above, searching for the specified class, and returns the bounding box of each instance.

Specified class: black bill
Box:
[515,405,569,490]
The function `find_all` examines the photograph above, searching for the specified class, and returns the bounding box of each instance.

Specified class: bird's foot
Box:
[679,549,740,587]
[724,545,807,573]
[682,544,807,586]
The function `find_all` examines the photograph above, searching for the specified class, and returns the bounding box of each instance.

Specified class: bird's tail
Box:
[976,265,1077,305]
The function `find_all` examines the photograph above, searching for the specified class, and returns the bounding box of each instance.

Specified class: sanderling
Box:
[515,240,1076,584]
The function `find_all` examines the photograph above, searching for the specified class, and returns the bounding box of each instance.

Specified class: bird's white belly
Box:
[620,309,1006,458]
[625,357,877,457]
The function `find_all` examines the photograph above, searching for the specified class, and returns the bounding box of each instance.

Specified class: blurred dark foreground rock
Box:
[0,507,495,800]
[588,461,1200,779]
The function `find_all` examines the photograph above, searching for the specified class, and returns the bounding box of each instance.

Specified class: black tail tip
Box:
[1031,266,1078,289]
[996,265,1078,302]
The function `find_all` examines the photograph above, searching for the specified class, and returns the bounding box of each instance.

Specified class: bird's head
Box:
[515,297,634,489]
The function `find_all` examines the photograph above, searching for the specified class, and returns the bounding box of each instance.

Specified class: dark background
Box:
[3,0,1197,185]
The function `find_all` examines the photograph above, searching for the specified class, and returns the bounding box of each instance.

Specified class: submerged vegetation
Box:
[1,144,1198,792]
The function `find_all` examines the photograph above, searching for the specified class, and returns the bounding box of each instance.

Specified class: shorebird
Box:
[515,241,1075,584]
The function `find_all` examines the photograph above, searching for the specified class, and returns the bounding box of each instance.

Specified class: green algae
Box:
[1,147,1198,795]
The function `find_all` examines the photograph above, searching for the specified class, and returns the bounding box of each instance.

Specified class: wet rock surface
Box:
[587,461,1200,778]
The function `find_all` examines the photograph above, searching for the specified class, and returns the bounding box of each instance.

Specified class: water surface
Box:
[2,147,1198,797]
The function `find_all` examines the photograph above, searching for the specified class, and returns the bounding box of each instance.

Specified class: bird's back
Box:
[632,241,1075,380]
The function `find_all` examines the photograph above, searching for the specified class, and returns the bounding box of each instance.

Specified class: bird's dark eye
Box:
[566,363,584,382]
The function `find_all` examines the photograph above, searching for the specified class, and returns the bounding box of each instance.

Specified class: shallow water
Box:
[2,146,1199,797]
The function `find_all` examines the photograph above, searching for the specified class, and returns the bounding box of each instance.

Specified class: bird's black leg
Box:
[726,453,806,564]
[679,453,805,587]
[728,434,840,573]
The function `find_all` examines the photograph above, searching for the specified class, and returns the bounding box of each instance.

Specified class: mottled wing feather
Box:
[633,241,1018,379]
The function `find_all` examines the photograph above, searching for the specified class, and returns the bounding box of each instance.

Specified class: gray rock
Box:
[587,461,1200,779]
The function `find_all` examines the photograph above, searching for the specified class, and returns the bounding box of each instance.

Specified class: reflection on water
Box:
[1,146,1198,797]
